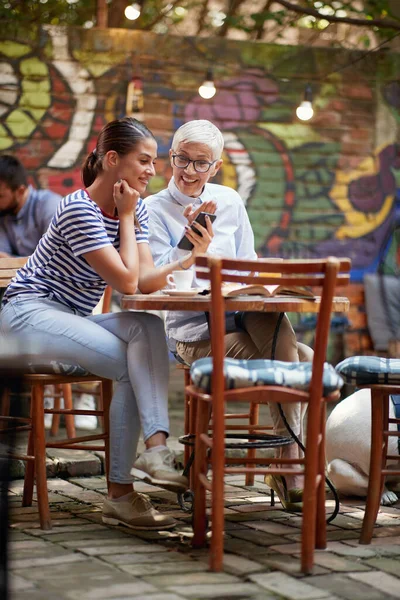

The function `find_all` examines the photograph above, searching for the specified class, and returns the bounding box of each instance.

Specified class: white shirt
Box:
[145,177,257,343]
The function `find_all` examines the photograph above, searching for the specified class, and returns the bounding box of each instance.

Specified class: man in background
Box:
[0,155,61,258]
[0,155,97,430]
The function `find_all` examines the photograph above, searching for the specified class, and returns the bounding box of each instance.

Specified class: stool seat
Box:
[191,357,343,396]
[336,356,400,386]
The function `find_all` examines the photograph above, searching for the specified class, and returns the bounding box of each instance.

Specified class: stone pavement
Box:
[6,367,400,600]
[7,472,400,600]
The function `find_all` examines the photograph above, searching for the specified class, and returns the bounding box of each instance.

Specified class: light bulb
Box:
[198,81,216,99]
[125,3,141,20]
[296,100,314,121]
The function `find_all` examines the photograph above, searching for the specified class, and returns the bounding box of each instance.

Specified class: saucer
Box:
[164,289,200,297]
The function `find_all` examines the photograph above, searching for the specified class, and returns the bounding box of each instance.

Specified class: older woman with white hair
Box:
[145,119,313,511]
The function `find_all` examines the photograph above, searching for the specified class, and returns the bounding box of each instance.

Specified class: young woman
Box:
[0,117,201,530]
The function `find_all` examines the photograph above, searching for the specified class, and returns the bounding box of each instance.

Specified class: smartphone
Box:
[177,212,217,251]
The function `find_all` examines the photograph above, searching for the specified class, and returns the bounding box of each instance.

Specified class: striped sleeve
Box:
[57,198,112,257]
[135,197,149,244]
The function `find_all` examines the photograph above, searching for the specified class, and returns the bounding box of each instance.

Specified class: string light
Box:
[198,68,216,99]
[124,3,141,20]
[296,83,314,121]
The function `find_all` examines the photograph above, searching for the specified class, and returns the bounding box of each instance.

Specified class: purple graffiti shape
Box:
[185,71,279,129]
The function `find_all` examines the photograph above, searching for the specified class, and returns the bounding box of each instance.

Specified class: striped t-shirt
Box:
[3,189,149,316]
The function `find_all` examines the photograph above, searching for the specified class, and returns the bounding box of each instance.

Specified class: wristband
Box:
[178,254,192,270]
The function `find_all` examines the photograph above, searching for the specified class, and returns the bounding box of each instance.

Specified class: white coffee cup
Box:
[167,270,193,291]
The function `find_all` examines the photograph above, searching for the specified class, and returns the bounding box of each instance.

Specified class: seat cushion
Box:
[190,357,343,395]
[27,361,89,377]
[335,356,400,385]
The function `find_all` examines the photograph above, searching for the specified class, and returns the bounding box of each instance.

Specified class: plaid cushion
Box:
[27,361,89,377]
[190,358,343,395]
[335,356,400,385]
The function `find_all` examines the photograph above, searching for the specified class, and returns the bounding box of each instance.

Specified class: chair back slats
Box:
[199,255,351,403]
[196,271,350,287]
[0,257,28,288]
[196,255,351,273]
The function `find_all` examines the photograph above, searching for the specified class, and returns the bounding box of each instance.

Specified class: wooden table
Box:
[121,293,350,314]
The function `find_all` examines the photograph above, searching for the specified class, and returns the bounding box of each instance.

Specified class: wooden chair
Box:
[0,257,112,438]
[188,256,351,573]
[335,356,400,544]
[177,361,268,487]
[0,257,114,529]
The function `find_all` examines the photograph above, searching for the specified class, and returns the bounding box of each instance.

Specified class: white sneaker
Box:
[74,393,97,430]
[44,395,54,430]
[131,448,189,493]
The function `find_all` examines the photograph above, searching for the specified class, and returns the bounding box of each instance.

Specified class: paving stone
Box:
[228,528,286,546]
[312,552,371,572]
[77,543,164,555]
[21,523,104,535]
[326,541,377,558]
[245,520,299,535]
[34,528,138,542]
[10,552,88,570]
[13,559,113,582]
[346,535,400,547]
[9,573,36,592]
[143,571,240,588]
[145,595,187,600]
[101,551,193,565]
[258,554,329,576]
[348,571,400,598]
[168,583,262,597]
[68,476,107,490]
[46,448,102,478]
[222,553,265,574]
[60,536,145,549]
[364,556,400,576]
[66,581,158,599]
[309,573,395,600]
[120,561,209,577]
[249,572,331,599]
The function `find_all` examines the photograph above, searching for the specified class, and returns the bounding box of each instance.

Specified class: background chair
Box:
[0,258,113,529]
[188,255,350,573]
[335,356,400,544]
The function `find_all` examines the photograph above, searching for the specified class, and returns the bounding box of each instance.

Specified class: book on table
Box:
[221,283,316,299]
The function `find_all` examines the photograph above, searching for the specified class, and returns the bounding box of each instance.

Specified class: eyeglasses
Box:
[171,154,217,173]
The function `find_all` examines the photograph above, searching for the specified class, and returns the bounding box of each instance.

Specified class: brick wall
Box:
[1,26,399,356]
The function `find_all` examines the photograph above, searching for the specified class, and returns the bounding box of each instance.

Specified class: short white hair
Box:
[171,120,224,161]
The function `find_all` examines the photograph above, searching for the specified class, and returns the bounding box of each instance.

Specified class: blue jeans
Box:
[0,294,170,484]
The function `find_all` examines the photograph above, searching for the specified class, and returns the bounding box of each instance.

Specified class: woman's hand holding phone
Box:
[183,200,217,225]
[113,179,139,218]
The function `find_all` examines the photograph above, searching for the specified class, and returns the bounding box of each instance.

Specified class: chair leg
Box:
[184,369,191,469]
[192,401,210,549]
[245,403,259,486]
[32,383,51,530]
[50,386,61,437]
[315,403,327,549]
[301,401,321,574]
[62,384,76,439]
[0,388,10,430]
[101,380,112,487]
[360,390,386,544]
[22,401,35,507]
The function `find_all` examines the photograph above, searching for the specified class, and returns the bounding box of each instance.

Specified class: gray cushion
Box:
[364,274,400,351]
[335,356,400,385]
[190,357,343,395]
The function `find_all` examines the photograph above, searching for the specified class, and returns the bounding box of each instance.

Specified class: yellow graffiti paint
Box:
[0,41,30,58]
[330,151,395,239]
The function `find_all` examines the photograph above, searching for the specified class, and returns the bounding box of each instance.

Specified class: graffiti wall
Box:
[1,26,399,354]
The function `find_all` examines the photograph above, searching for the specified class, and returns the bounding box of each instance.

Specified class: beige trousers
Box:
[176,312,313,439]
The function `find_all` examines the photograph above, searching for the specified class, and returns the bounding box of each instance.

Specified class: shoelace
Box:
[160,450,180,472]
[131,492,153,511]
